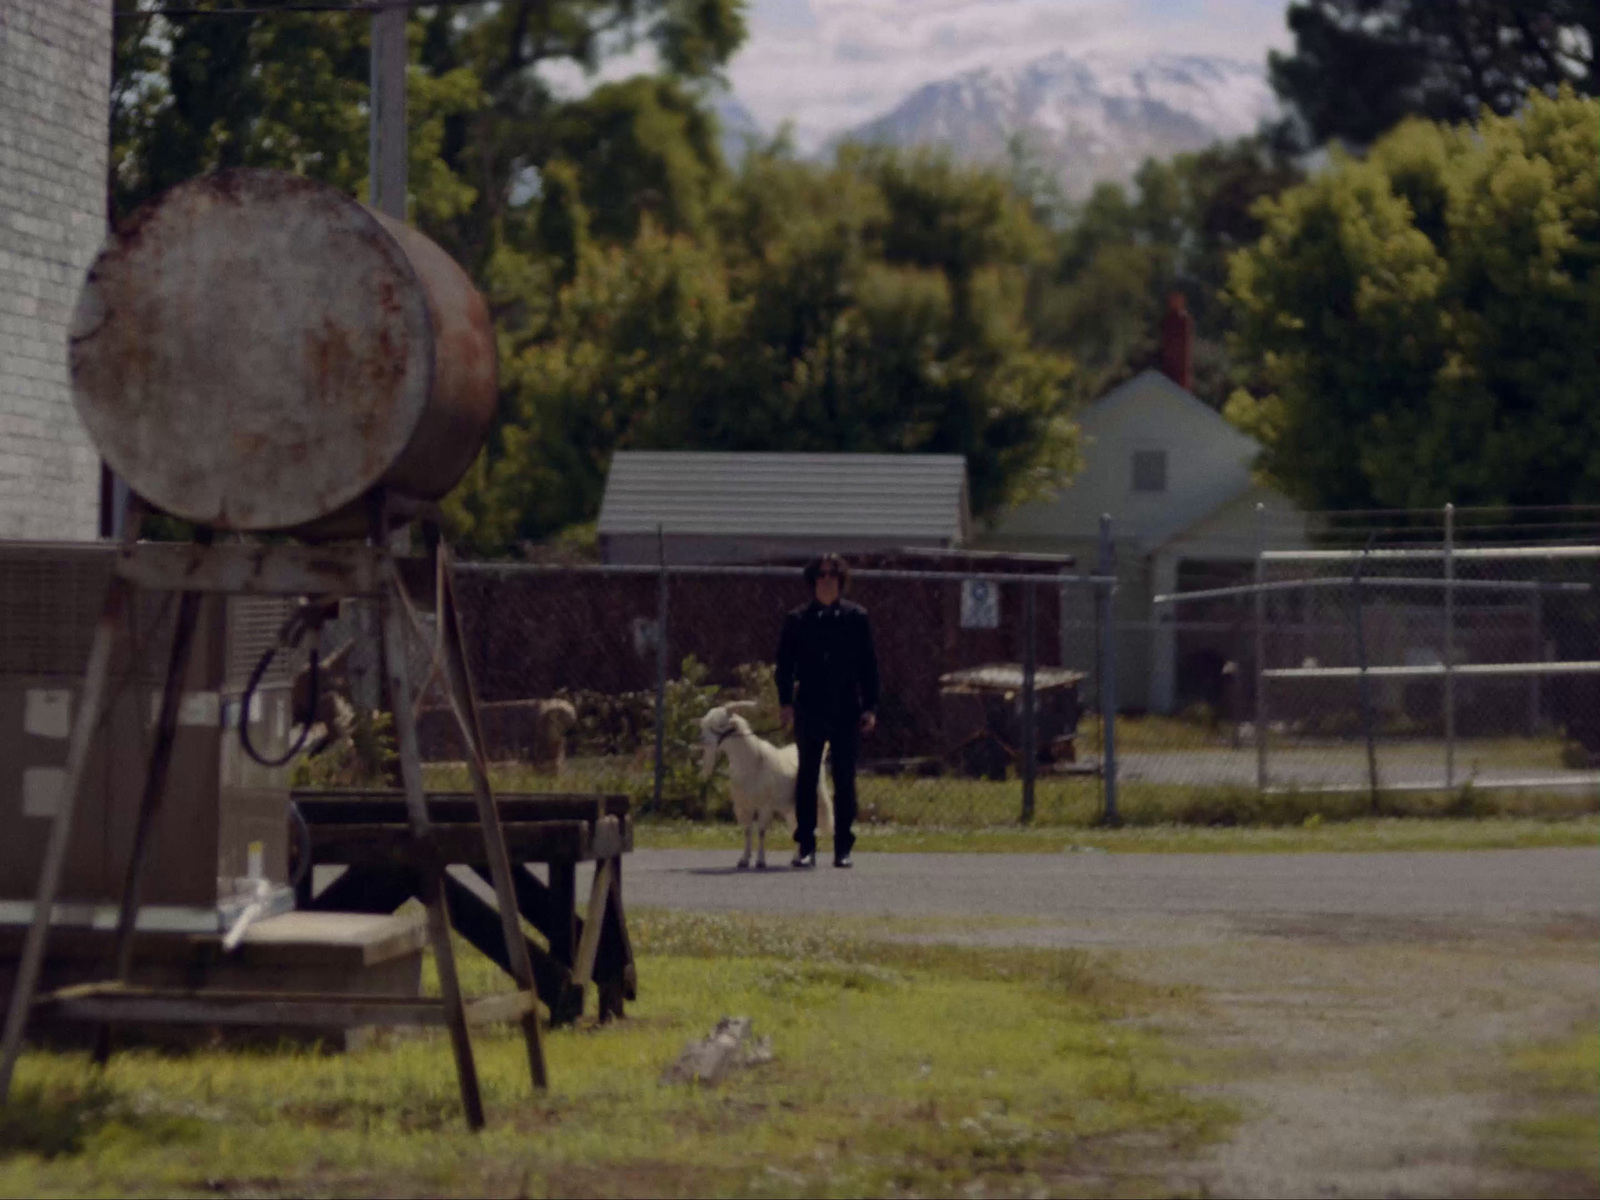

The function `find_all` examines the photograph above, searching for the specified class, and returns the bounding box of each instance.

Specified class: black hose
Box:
[239,618,320,768]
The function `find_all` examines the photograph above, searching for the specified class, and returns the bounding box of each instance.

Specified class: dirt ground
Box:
[895,910,1599,1198]
[620,848,1600,1197]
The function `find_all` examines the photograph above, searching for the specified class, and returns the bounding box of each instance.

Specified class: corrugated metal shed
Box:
[598,452,971,542]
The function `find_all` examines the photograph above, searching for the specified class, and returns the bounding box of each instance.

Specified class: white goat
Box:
[699,702,833,870]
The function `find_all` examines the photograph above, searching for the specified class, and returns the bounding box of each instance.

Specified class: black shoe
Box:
[790,851,816,869]
[833,855,853,869]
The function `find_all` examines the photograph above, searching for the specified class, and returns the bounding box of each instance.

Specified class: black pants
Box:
[793,711,859,859]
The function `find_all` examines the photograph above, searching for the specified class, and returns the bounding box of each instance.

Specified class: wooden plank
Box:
[292,793,630,825]
[308,821,592,866]
[545,863,577,967]
[437,546,548,1089]
[463,990,538,1027]
[114,542,387,597]
[380,586,484,1130]
[571,859,613,991]
[508,865,580,949]
[305,865,417,914]
[598,856,636,1003]
[441,871,580,1025]
[591,816,625,860]
[37,983,530,1030]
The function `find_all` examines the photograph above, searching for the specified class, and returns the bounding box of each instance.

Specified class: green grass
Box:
[0,913,1227,1199]
[430,756,1598,827]
[636,814,1600,855]
[1491,1025,1600,1192]
[424,753,1600,853]
[863,777,1599,830]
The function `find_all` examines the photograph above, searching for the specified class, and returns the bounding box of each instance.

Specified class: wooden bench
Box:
[290,790,636,1025]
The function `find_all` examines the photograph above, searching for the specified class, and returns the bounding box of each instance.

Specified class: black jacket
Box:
[775,598,880,719]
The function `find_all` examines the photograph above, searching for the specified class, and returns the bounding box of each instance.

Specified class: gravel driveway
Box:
[607,847,1600,1198]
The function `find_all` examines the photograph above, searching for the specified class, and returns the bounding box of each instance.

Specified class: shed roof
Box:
[598,452,971,541]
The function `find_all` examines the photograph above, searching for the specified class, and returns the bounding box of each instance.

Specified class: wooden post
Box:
[433,542,549,1091]
[1443,503,1455,787]
[379,579,485,1129]
[652,526,669,814]
[547,862,577,967]
[1253,502,1268,792]
[0,580,128,1100]
[1020,582,1037,824]
[1096,516,1119,825]
[369,0,407,220]
[93,584,207,1064]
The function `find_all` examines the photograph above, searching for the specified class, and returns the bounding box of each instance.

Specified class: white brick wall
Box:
[0,0,110,541]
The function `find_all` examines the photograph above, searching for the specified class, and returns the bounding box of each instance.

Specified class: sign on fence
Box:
[960,579,1000,629]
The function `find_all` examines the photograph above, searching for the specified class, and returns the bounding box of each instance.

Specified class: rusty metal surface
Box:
[112,542,388,597]
[70,169,496,532]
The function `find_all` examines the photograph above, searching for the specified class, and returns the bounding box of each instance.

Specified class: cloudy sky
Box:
[725,0,1295,149]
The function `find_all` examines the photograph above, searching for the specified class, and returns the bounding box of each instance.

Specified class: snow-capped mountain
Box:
[836,52,1278,196]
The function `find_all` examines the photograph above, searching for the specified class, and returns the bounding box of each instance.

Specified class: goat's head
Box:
[697,701,758,779]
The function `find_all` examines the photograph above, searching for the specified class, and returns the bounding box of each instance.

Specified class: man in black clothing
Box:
[776,553,880,869]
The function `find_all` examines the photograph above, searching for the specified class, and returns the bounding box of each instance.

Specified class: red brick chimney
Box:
[1159,291,1194,391]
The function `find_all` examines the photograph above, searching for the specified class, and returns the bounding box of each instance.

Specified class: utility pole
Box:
[354,0,409,718]
[369,0,407,220]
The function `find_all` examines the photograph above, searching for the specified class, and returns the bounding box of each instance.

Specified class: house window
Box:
[1132,449,1167,493]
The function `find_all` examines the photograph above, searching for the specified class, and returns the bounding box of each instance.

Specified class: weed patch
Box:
[1491,1024,1600,1192]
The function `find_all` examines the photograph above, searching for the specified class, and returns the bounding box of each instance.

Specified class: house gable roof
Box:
[598,451,971,542]
[1087,369,1251,438]
[981,368,1271,550]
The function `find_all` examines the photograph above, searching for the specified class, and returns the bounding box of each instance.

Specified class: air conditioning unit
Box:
[0,541,298,936]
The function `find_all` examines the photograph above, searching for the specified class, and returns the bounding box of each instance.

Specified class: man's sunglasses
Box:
[817,569,841,579]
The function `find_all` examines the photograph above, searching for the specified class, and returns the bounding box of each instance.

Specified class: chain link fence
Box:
[430,550,1123,830]
[1145,506,1600,814]
[397,507,1600,830]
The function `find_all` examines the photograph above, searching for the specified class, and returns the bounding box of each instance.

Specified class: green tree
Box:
[111,0,744,268]
[1225,87,1600,510]
[110,1,484,227]
[1030,136,1303,408]
[110,4,1080,555]
[448,147,1080,552]
[1269,0,1597,148]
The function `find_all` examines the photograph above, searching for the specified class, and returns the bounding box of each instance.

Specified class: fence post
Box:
[1097,515,1119,825]
[1444,503,1455,788]
[1253,502,1267,793]
[1352,538,1380,810]
[652,526,669,814]
[1021,581,1037,824]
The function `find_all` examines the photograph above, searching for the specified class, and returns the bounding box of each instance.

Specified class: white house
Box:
[978,356,1311,713]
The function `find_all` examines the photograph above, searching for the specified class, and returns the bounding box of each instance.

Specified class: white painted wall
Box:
[982,369,1262,553]
[1163,484,1312,561]
[0,0,110,541]
[979,370,1314,712]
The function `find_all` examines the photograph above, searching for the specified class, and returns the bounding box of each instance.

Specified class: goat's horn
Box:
[724,700,759,714]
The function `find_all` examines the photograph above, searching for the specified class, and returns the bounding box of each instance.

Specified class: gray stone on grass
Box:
[662,1016,774,1085]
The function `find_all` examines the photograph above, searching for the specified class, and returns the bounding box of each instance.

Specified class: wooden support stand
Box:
[0,503,546,1131]
[292,791,636,1027]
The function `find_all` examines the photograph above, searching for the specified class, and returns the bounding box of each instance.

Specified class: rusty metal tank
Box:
[69,169,496,534]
